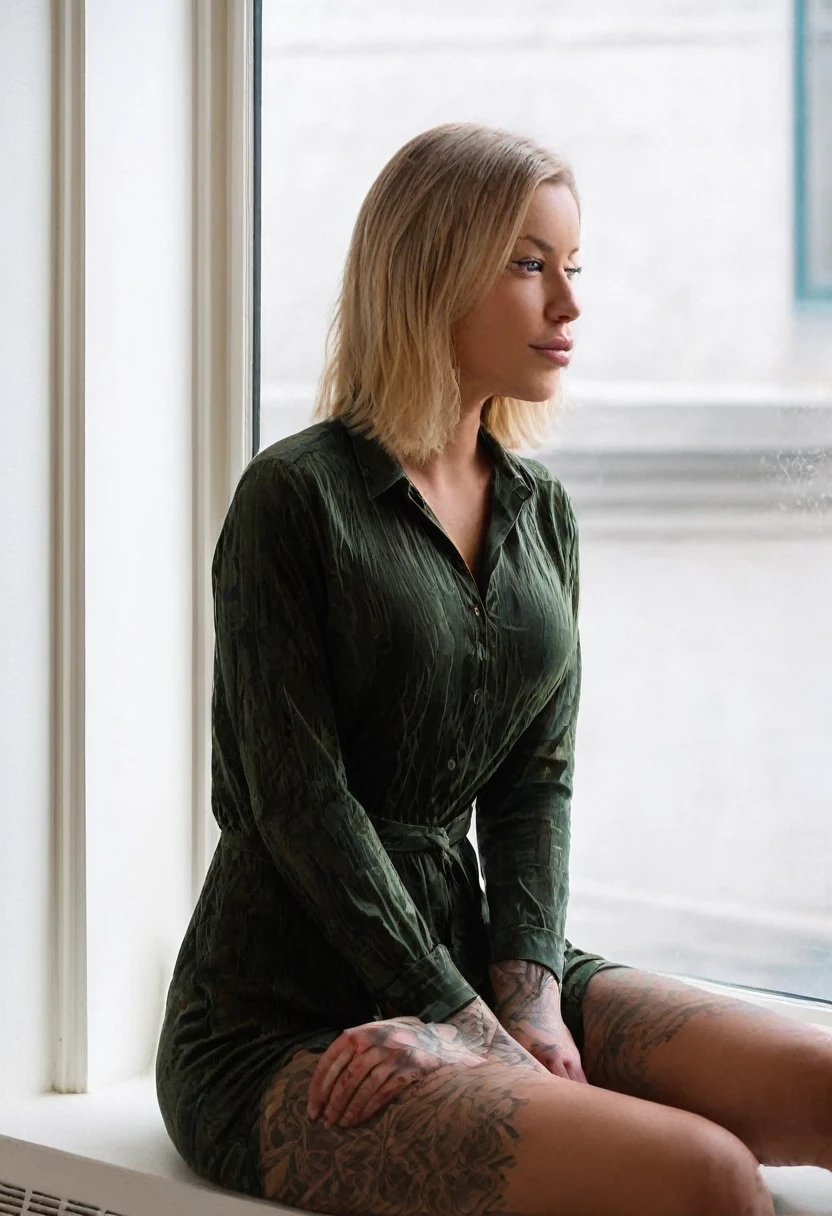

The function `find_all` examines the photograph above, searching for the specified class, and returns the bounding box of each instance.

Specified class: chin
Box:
[509,368,561,403]
[512,381,559,404]
[488,369,559,403]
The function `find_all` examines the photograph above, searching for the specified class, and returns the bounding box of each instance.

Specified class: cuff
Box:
[371,943,479,1022]
[488,926,566,988]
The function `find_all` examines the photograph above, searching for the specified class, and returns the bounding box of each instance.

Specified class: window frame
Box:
[794,0,832,304]
[52,0,259,1093]
[191,0,259,901]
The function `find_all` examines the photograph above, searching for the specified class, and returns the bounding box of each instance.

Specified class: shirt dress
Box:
[155,415,627,1197]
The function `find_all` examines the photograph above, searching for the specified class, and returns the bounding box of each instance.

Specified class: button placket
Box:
[471,614,487,710]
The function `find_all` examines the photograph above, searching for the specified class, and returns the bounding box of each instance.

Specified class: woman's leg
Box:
[580,965,832,1171]
[259,1045,774,1216]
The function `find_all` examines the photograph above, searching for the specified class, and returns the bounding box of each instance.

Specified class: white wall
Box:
[0,0,54,1100]
[84,0,195,1090]
[0,0,198,1098]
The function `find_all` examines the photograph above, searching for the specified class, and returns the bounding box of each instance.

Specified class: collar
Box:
[339,416,536,502]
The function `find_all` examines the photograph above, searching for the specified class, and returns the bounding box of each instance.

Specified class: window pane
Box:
[256,2,832,1002]
[804,0,832,293]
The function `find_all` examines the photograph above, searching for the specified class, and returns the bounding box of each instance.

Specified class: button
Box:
[447,759,456,771]
[473,605,480,616]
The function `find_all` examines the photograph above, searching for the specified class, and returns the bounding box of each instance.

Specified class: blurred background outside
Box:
[256,0,832,1001]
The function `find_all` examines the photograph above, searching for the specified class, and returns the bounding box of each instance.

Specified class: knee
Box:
[692,1127,775,1216]
[805,1044,832,1138]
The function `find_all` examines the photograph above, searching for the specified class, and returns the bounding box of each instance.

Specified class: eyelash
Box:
[514,258,582,279]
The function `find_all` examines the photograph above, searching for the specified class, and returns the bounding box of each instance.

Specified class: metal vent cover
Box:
[0,1181,123,1216]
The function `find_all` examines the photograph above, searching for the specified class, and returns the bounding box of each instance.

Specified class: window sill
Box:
[0,1076,301,1214]
[1,1058,832,1215]
[658,972,832,1033]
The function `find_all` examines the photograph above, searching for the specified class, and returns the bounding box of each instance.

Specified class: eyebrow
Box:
[517,233,580,257]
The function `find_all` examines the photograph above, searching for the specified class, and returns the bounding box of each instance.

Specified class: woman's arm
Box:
[213,455,478,1023]
[475,483,582,994]
[476,633,580,992]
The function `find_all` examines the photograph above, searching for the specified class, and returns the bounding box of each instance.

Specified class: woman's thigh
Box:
[559,939,636,1057]
[259,1046,773,1216]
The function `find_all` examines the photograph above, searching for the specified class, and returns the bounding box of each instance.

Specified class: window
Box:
[795,0,832,301]
[253,3,832,1005]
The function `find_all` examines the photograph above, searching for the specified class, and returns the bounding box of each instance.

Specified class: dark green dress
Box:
[155,416,627,1197]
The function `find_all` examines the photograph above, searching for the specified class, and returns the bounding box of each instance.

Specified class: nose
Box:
[545,281,581,325]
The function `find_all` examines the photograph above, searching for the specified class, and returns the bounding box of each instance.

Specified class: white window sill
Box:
[1,1068,832,1215]
[0,1076,298,1214]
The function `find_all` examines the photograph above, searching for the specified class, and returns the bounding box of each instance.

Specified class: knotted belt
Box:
[221,804,474,862]
[369,805,474,859]
[221,804,482,959]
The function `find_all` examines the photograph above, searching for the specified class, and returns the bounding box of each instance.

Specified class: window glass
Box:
[255,2,832,1002]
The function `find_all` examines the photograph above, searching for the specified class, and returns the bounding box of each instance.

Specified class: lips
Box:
[530,338,573,352]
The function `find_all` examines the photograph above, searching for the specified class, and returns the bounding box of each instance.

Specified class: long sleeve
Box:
[475,485,582,989]
[212,455,478,1023]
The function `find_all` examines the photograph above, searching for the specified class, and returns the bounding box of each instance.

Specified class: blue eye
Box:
[513,259,582,279]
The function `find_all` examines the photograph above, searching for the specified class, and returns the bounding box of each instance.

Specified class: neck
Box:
[405,402,492,486]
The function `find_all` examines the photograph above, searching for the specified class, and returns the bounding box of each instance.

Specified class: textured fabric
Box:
[155,416,625,1197]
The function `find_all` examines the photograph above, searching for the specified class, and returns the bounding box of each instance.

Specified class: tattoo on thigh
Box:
[582,972,776,1100]
[259,1050,539,1216]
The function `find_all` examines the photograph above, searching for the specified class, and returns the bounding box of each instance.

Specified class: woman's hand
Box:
[306,995,547,1130]
[445,992,552,1076]
[490,959,588,1084]
[306,1008,485,1130]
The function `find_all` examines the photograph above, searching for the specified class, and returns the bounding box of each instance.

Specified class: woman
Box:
[157,123,832,1215]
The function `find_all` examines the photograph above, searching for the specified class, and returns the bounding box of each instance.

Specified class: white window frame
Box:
[191,0,258,899]
[52,0,257,1094]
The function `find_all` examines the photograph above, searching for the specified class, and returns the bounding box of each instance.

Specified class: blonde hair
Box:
[309,122,580,465]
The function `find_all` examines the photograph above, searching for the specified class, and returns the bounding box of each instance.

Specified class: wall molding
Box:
[51,0,87,1095]
[544,393,832,532]
[260,385,832,534]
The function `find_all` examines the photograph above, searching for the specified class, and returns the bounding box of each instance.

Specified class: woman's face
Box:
[452,181,582,409]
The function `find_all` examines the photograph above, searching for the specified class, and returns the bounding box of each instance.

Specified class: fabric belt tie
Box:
[220,803,480,947]
[221,804,474,865]
[369,805,473,859]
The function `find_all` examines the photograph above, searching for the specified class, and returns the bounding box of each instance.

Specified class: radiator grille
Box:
[0,1181,124,1216]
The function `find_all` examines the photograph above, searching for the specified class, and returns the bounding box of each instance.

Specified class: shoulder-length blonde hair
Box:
[309,122,581,465]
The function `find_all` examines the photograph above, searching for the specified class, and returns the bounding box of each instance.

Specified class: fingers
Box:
[308,1035,425,1128]
[567,1057,589,1085]
[307,1038,356,1119]
[323,1042,401,1125]
[308,1036,385,1124]
[315,1053,384,1126]
[328,1058,402,1127]
[339,1062,420,1126]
